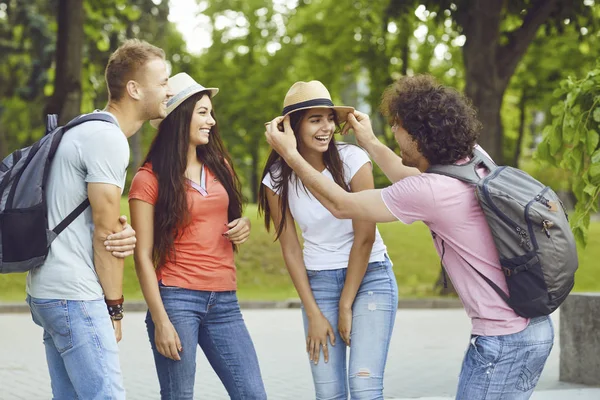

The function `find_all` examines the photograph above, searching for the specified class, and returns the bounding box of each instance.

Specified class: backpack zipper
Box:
[525,187,551,248]
[480,168,532,250]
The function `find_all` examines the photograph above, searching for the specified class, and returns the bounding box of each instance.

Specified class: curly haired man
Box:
[265,74,554,399]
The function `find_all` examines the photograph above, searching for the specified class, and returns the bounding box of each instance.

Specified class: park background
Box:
[0,0,599,302]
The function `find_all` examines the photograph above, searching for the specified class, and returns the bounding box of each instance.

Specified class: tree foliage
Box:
[537,64,600,246]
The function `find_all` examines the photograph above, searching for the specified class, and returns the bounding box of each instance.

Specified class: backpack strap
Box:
[52,199,90,236]
[436,235,511,306]
[48,113,117,237]
[45,114,59,135]
[63,113,118,132]
[426,147,498,185]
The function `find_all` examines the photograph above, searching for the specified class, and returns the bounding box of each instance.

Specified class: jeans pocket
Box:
[516,348,551,392]
[306,269,320,278]
[31,299,73,353]
[470,336,501,366]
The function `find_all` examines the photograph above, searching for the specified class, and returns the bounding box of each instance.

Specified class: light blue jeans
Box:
[302,256,398,400]
[457,315,554,399]
[146,287,266,400]
[27,295,125,400]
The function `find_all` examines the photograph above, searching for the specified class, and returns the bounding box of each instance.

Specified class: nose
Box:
[166,84,175,98]
[322,119,334,132]
[207,113,216,126]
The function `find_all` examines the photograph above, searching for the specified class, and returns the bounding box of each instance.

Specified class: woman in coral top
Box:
[129,73,266,399]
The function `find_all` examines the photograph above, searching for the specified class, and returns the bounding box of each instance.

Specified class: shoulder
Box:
[131,164,157,187]
[337,143,368,159]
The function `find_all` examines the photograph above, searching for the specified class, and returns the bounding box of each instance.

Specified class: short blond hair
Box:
[105,39,165,101]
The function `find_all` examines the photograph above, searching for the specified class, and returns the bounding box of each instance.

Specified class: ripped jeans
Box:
[457,316,554,399]
[301,255,398,400]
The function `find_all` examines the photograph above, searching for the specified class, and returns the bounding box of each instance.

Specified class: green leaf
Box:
[590,164,600,178]
[593,108,600,123]
[583,184,597,196]
[591,149,600,164]
[549,131,562,154]
[587,129,600,155]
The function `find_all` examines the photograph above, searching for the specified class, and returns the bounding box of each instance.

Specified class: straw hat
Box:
[281,80,354,122]
[150,72,219,128]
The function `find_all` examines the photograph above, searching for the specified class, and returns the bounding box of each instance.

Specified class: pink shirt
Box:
[381,170,529,336]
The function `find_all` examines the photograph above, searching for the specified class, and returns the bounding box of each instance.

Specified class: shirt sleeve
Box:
[82,126,129,189]
[261,164,282,195]
[128,168,159,205]
[380,175,436,224]
[340,144,371,183]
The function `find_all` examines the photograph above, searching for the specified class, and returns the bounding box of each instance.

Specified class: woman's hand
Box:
[338,305,352,346]
[224,217,251,244]
[154,319,183,361]
[104,215,137,258]
[306,312,336,364]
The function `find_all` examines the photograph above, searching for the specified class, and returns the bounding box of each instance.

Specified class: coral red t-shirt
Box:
[129,164,236,291]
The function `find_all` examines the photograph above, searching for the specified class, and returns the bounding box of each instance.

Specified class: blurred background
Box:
[0,0,598,301]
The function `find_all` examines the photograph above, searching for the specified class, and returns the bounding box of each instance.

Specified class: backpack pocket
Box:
[1,204,48,262]
[500,253,551,317]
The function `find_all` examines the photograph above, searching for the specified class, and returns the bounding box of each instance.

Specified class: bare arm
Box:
[338,163,377,345]
[266,116,399,224]
[88,183,124,301]
[342,110,420,183]
[130,199,182,361]
[265,188,320,318]
[265,187,335,363]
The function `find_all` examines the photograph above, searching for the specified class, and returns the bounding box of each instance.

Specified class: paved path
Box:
[0,309,598,399]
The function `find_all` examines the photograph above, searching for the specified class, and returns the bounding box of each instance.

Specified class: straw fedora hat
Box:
[150,72,219,128]
[282,80,354,122]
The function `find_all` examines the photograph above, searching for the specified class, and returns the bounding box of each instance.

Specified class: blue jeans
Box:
[27,295,125,400]
[146,287,266,400]
[457,315,554,399]
[301,256,398,400]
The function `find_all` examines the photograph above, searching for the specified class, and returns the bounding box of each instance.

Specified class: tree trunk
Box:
[45,0,84,124]
[512,91,527,168]
[250,145,259,203]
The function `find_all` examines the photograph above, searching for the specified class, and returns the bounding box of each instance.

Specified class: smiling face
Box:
[138,58,172,120]
[189,94,215,146]
[296,107,337,155]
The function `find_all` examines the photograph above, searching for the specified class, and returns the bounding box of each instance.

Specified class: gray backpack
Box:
[427,148,578,318]
[0,113,118,273]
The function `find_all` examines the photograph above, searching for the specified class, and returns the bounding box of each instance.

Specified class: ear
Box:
[126,80,142,100]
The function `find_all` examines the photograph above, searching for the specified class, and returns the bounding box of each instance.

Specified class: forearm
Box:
[286,153,349,218]
[363,139,420,183]
[340,240,374,309]
[282,249,321,317]
[135,256,169,323]
[94,228,124,300]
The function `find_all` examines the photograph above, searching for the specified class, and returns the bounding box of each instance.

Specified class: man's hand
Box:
[224,217,251,244]
[341,110,379,150]
[265,116,299,160]
[113,319,122,343]
[104,215,137,258]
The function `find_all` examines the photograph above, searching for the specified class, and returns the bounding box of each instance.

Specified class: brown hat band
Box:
[282,98,334,116]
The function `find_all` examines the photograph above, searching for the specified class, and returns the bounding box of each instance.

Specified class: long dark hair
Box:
[143,91,243,267]
[258,109,349,240]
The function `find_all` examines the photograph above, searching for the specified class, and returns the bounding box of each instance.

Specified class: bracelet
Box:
[105,295,124,307]
[107,303,124,321]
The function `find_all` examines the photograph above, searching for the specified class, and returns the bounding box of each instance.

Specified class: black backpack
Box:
[0,113,118,273]
[427,148,578,318]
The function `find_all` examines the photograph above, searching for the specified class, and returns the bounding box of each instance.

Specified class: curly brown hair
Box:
[380,75,482,165]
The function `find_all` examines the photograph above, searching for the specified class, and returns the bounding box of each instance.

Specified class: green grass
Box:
[1,200,599,302]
